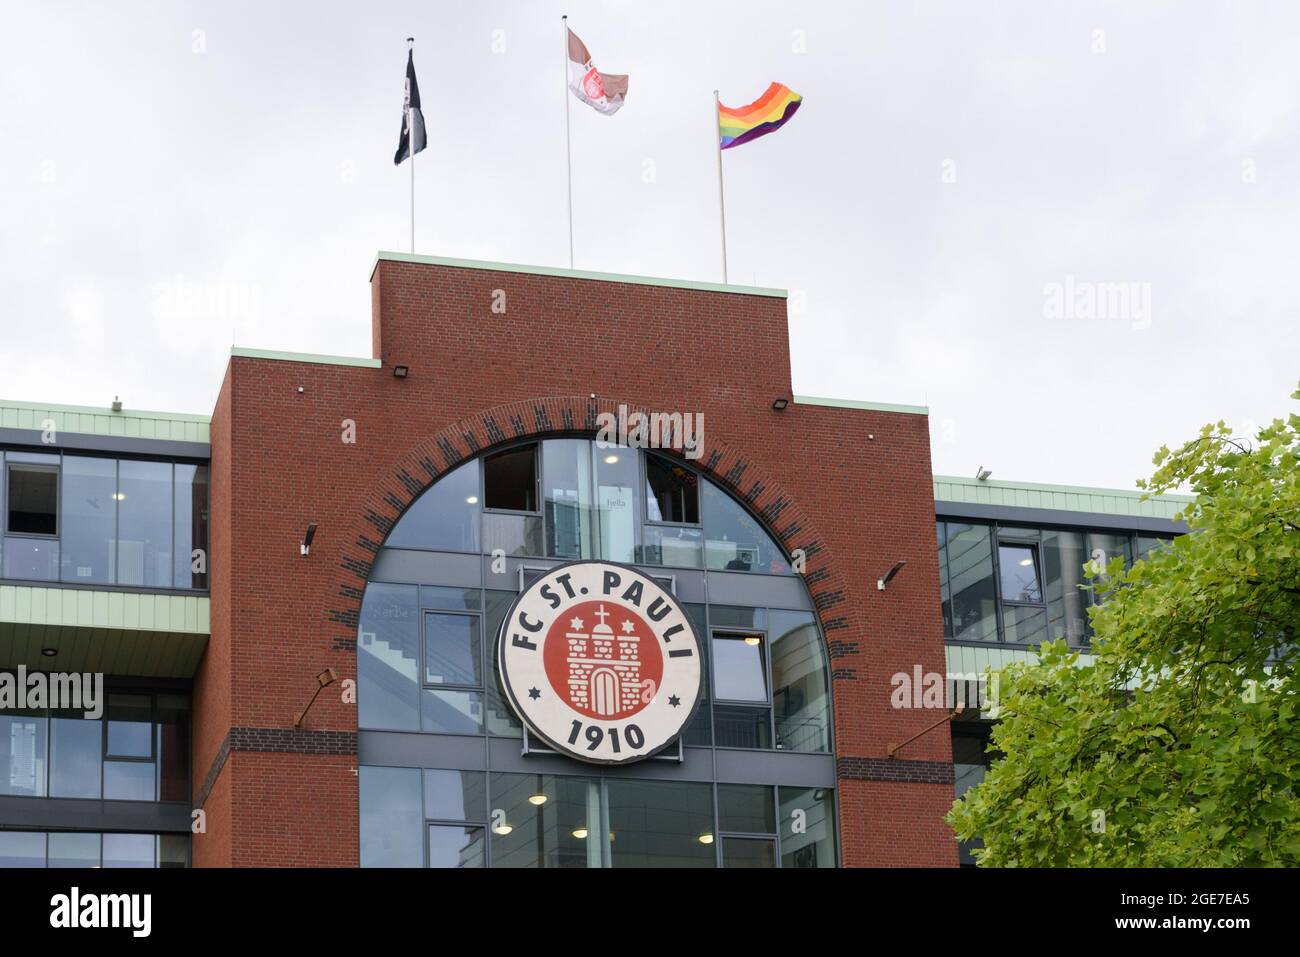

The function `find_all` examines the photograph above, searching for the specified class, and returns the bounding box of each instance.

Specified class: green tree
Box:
[948,386,1300,866]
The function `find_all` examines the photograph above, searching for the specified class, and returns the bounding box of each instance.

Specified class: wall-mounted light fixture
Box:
[772,397,789,411]
[877,560,908,592]
[111,396,122,412]
[293,667,338,728]
[301,522,318,556]
[41,647,58,658]
[392,364,409,378]
[975,466,992,481]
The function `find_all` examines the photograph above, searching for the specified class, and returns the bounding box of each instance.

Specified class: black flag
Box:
[394,48,427,165]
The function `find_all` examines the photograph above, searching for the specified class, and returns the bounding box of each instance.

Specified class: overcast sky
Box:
[2,1,1295,489]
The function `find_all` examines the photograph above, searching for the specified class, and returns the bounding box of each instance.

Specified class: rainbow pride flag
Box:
[718,82,802,150]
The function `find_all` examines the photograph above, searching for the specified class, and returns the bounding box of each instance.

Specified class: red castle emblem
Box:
[543,601,663,721]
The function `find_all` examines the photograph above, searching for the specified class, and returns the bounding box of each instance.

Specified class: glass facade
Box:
[0,831,188,868]
[0,683,190,804]
[937,520,1172,646]
[359,439,835,868]
[359,765,836,868]
[0,449,208,590]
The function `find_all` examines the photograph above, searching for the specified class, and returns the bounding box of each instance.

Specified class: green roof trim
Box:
[946,644,1095,676]
[934,475,1192,520]
[231,347,383,369]
[372,251,787,299]
[0,399,210,443]
[793,394,929,416]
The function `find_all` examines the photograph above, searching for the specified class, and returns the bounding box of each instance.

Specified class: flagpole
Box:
[408,37,415,254]
[562,15,574,269]
[713,90,728,284]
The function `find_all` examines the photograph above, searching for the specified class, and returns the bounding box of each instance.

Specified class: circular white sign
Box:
[498,560,702,765]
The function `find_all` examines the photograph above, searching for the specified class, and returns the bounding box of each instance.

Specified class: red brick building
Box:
[0,251,1186,868]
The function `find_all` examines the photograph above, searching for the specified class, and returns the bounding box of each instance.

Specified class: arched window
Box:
[357,439,837,868]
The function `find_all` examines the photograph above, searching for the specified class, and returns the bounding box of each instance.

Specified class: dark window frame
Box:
[996,538,1045,607]
[481,443,542,517]
[420,608,485,692]
[4,461,60,539]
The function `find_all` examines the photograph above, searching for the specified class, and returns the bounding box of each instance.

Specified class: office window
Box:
[937,523,952,637]
[945,523,998,641]
[769,609,830,752]
[48,833,100,868]
[6,463,57,535]
[484,445,537,512]
[1042,529,1088,643]
[49,712,101,799]
[605,779,715,868]
[712,631,768,702]
[0,709,47,797]
[543,439,595,559]
[998,543,1042,603]
[102,833,154,868]
[485,590,523,736]
[713,705,772,749]
[117,460,172,587]
[718,783,775,834]
[174,463,209,588]
[359,766,422,868]
[428,825,486,868]
[423,769,487,822]
[779,786,836,868]
[488,772,597,869]
[0,831,45,868]
[594,447,640,563]
[722,837,776,867]
[702,480,790,574]
[423,613,481,687]
[645,455,698,524]
[357,583,420,731]
[59,456,116,584]
[107,694,153,757]
[385,459,481,552]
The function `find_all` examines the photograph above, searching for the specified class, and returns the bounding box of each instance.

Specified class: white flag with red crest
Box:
[567,28,628,116]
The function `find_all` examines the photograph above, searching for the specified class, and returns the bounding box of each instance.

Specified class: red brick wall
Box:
[194,257,956,867]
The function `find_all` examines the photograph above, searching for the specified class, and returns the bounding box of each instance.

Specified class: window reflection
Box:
[116,460,172,587]
[59,456,115,585]
[357,583,420,731]
[644,455,698,524]
[769,610,830,752]
[944,524,998,642]
[779,786,836,868]
[543,439,594,559]
[702,481,790,574]
[385,460,480,552]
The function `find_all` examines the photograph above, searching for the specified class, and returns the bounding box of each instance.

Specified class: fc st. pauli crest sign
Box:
[498,561,702,764]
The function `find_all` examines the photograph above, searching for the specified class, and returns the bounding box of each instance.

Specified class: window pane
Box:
[386,460,481,552]
[595,448,640,563]
[1001,604,1047,645]
[998,543,1042,603]
[485,590,523,736]
[102,833,154,868]
[423,769,487,821]
[48,832,100,868]
[59,457,115,584]
[419,586,481,611]
[718,784,775,833]
[712,632,767,702]
[357,583,420,730]
[420,689,483,733]
[423,612,481,686]
[3,536,59,581]
[1088,532,1133,572]
[156,694,190,802]
[481,512,544,557]
[104,761,155,800]
[8,463,58,535]
[1042,529,1088,642]
[359,766,422,867]
[428,825,485,868]
[107,693,152,757]
[946,523,998,641]
[116,460,172,587]
[769,609,830,753]
[49,715,101,798]
[1136,535,1169,560]
[173,463,209,588]
[489,772,598,868]
[543,439,594,559]
[0,831,45,867]
[638,523,702,568]
[606,779,715,868]
[681,603,712,746]
[702,481,790,574]
[937,523,952,638]
[779,786,836,867]
[0,710,47,797]
[723,837,775,867]
[713,705,771,749]
[159,834,189,868]
[644,456,699,524]
[483,446,537,512]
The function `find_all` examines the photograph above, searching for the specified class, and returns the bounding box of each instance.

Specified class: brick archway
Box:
[326,395,850,664]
